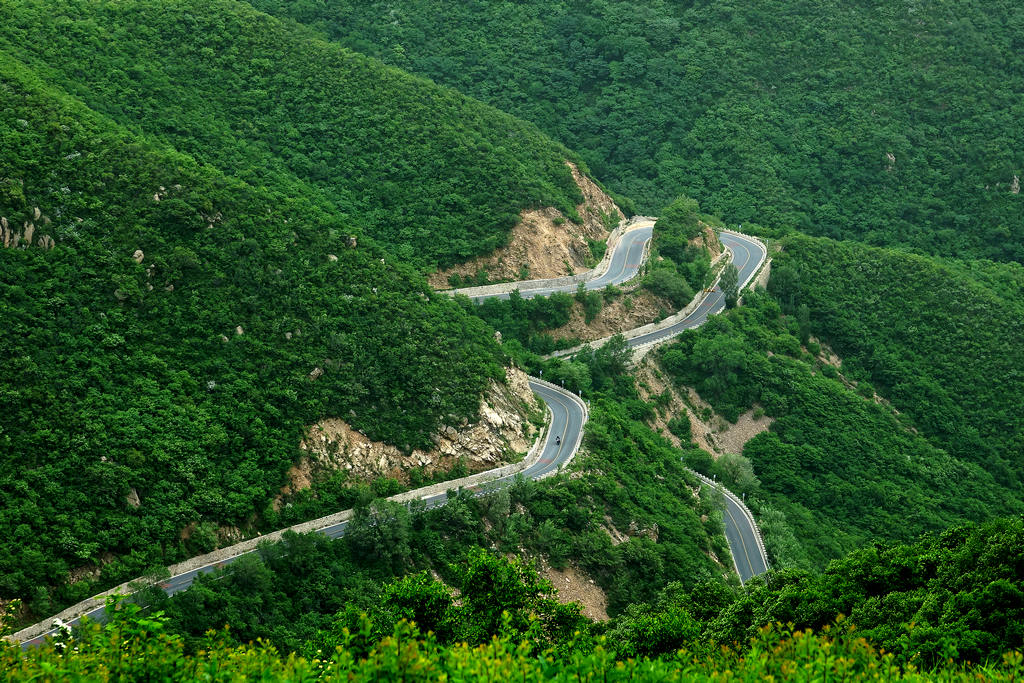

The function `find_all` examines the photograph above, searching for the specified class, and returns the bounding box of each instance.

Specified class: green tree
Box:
[720,263,740,308]
[346,501,412,573]
[655,196,701,240]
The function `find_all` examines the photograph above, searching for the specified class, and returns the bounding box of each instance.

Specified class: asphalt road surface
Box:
[626,231,766,349]
[18,379,585,648]
[16,227,767,647]
[472,224,653,302]
[722,492,769,583]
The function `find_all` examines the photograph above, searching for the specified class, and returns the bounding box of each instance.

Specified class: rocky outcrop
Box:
[285,367,541,499]
[428,162,625,287]
[693,221,723,260]
[126,487,141,509]
[1,211,56,251]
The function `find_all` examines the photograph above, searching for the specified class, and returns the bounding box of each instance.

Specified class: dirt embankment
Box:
[695,222,723,260]
[280,367,541,505]
[541,225,722,345]
[634,357,773,458]
[428,162,624,288]
[541,562,609,621]
[545,290,675,343]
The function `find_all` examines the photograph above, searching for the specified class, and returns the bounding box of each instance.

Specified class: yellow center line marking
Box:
[724,502,756,577]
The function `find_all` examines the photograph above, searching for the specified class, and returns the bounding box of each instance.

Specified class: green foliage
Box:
[464,290,577,354]
[5,559,1024,680]
[247,0,1024,262]
[709,517,1024,668]
[146,493,492,651]
[503,398,728,614]
[129,355,728,644]
[666,414,691,442]
[307,550,587,656]
[582,290,603,324]
[643,267,695,309]
[768,235,1024,489]
[646,195,713,300]
[0,23,515,614]
[719,263,739,308]
[658,292,1022,569]
[655,197,702,241]
[0,0,585,270]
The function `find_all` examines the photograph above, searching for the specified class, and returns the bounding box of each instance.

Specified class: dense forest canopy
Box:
[4,0,1024,676]
[0,0,589,270]
[249,0,1024,261]
[4,517,1020,677]
[0,0,615,615]
[768,235,1024,489]
[656,290,1022,569]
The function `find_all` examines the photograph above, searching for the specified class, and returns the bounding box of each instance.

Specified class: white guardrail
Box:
[442,216,654,299]
[527,377,589,478]
[7,378,585,645]
[10,225,769,644]
[690,470,770,578]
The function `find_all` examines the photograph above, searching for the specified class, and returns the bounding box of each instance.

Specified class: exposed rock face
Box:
[286,367,540,498]
[541,562,609,622]
[126,487,141,509]
[428,161,625,287]
[695,222,723,259]
[635,356,774,459]
[547,290,676,343]
[1,211,56,251]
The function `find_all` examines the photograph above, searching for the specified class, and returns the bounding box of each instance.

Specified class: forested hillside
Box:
[131,392,731,651]
[769,235,1024,489]
[0,0,589,270]
[0,49,521,616]
[4,517,1022,679]
[655,290,1021,569]
[5,0,1024,677]
[250,0,1024,261]
[0,0,627,620]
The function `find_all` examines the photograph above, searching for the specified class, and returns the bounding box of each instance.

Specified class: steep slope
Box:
[0,48,520,617]
[0,0,587,270]
[246,0,1024,261]
[768,235,1024,488]
[655,291,1022,569]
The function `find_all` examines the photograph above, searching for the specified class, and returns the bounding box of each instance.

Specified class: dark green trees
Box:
[719,264,739,308]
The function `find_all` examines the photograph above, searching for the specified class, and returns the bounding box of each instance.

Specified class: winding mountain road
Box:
[626,231,766,349]
[461,222,654,302]
[12,223,767,647]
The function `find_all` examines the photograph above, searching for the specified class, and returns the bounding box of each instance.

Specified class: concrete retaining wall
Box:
[443,216,654,299]
[8,378,583,645]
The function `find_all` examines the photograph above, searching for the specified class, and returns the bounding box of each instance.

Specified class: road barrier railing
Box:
[10,225,770,645]
[690,469,770,579]
[8,377,588,646]
[442,216,654,299]
[527,377,589,478]
[548,245,733,360]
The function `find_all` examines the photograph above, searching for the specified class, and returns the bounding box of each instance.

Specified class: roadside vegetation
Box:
[655,290,1022,569]
[642,196,714,308]
[5,517,1021,678]
[4,0,1024,678]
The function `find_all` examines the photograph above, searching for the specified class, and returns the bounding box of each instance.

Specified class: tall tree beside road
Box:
[720,264,739,308]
